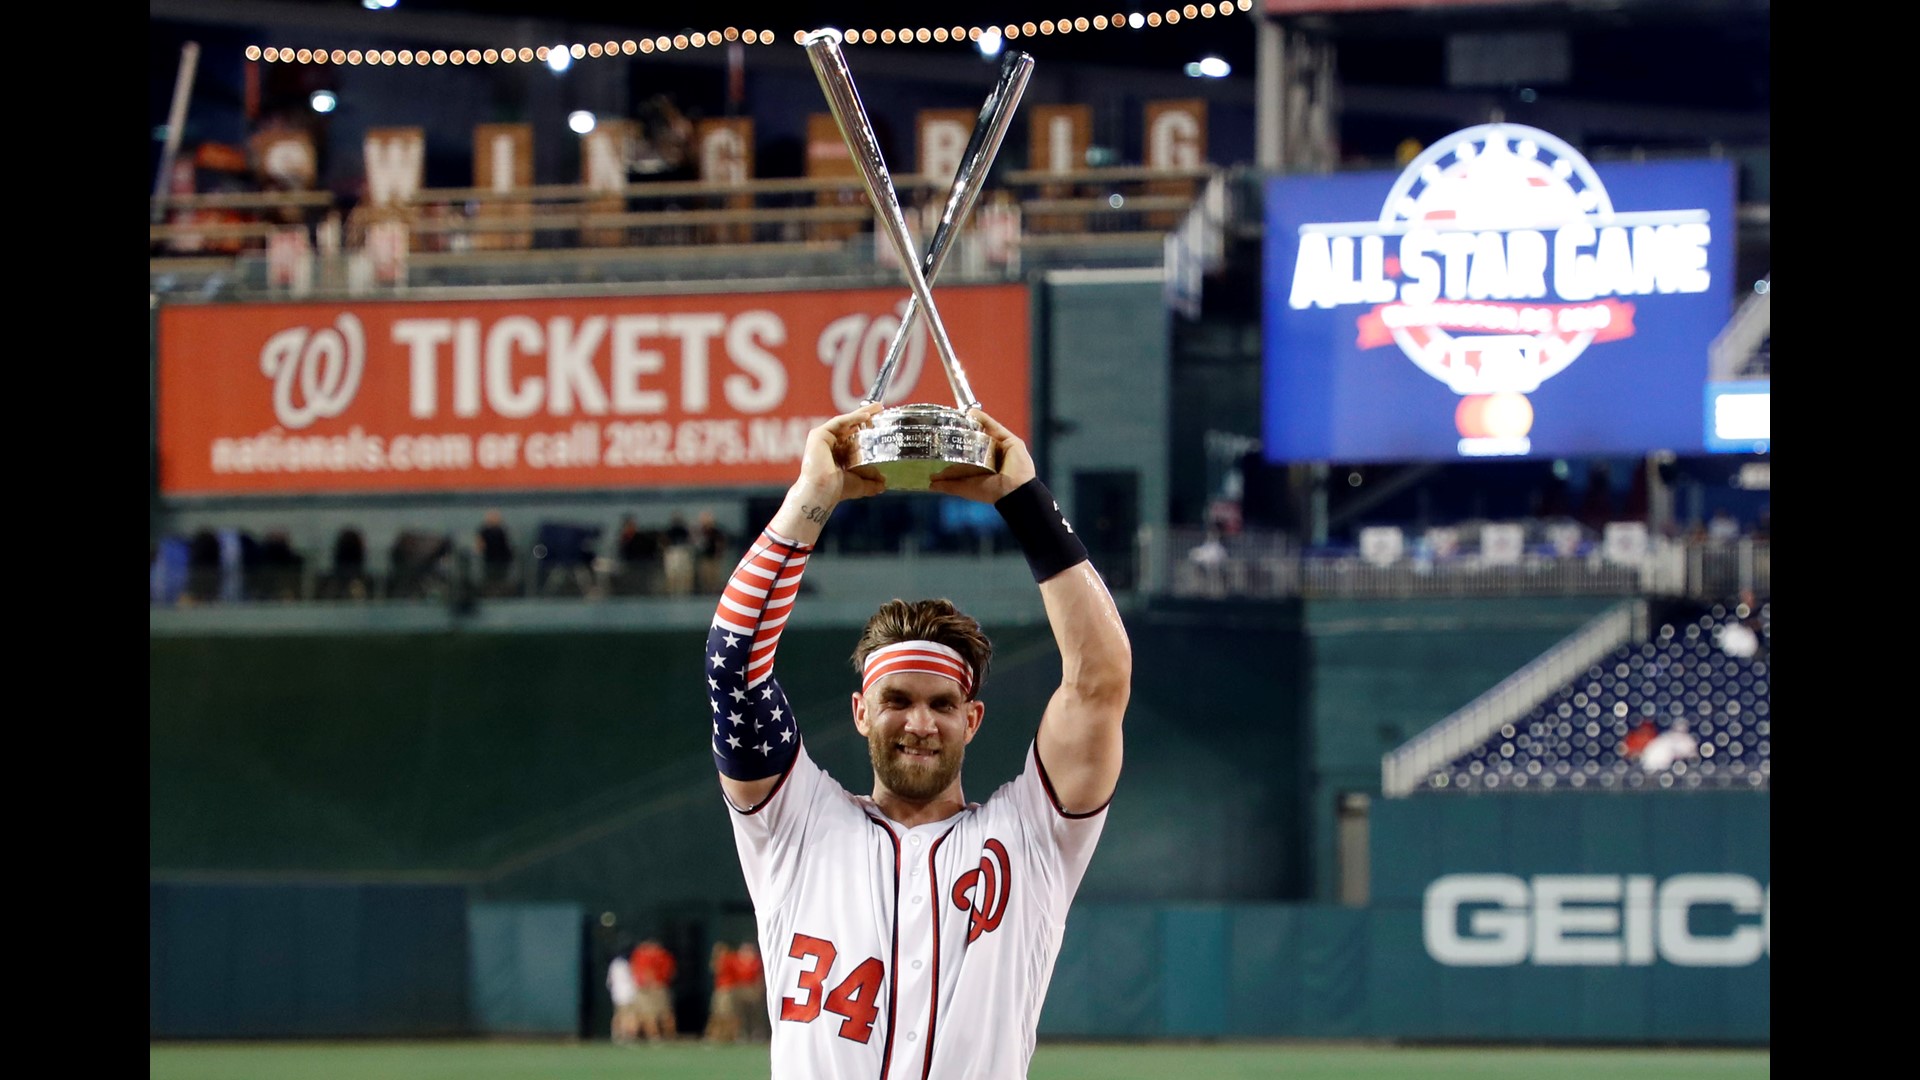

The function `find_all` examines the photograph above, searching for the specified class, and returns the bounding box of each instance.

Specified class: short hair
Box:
[851,598,993,699]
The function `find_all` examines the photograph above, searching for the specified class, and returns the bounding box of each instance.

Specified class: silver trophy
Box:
[804,31,1033,490]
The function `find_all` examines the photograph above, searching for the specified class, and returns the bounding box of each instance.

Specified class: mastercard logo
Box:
[1455,392,1534,439]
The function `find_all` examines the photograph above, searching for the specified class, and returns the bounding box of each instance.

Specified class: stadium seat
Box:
[1423,598,1770,792]
[387,531,454,600]
[533,522,603,598]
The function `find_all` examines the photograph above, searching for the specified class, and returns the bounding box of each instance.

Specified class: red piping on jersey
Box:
[921,831,953,1080]
[731,737,802,817]
[1032,742,1113,819]
[867,815,903,1080]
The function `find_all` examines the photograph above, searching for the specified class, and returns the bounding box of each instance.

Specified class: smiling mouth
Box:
[895,745,941,759]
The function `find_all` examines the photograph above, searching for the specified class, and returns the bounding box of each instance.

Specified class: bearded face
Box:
[868,720,968,801]
[857,671,980,803]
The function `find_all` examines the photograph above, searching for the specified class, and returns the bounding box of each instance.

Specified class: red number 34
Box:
[779,933,885,1043]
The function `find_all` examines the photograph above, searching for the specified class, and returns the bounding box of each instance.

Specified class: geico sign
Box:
[1424,874,1769,967]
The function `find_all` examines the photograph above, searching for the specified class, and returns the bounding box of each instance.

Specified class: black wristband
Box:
[995,478,1089,583]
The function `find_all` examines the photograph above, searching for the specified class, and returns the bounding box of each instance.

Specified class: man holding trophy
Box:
[699,33,1132,1078]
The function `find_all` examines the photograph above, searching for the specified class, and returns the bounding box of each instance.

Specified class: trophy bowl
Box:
[852,403,996,490]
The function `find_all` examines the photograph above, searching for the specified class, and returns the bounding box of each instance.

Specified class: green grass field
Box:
[149,1039,1769,1080]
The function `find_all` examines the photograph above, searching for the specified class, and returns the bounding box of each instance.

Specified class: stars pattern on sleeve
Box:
[706,528,809,779]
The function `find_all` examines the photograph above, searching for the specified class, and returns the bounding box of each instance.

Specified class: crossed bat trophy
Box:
[804,30,1034,491]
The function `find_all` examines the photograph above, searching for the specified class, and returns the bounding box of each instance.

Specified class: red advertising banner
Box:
[156,285,1031,496]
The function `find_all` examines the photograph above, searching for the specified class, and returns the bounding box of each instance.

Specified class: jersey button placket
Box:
[887,833,937,1078]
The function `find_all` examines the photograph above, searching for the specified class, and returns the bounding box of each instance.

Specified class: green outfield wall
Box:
[155,790,1770,1045]
[152,598,1766,1042]
[148,881,471,1039]
[149,598,1308,912]
[1040,792,1768,1044]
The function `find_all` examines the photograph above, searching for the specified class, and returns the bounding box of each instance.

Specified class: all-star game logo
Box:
[1286,124,1715,456]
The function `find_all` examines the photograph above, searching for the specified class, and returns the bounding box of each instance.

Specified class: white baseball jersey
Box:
[606,956,638,1007]
[729,740,1107,1079]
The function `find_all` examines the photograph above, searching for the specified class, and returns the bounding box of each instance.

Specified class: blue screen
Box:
[1261,137,1737,464]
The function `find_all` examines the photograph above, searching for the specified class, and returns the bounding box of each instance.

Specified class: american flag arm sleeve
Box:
[705,527,810,781]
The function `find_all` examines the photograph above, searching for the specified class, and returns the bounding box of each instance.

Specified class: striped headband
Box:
[862,640,975,698]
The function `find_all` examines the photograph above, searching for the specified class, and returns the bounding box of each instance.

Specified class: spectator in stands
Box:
[613,514,660,595]
[1620,720,1659,761]
[475,509,515,597]
[632,94,695,181]
[703,942,741,1043]
[1718,587,1767,661]
[151,535,192,607]
[252,529,305,601]
[219,527,257,603]
[662,513,694,596]
[1637,720,1700,773]
[325,526,372,600]
[1707,508,1742,545]
[693,510,729,595]
[185,527,222,605]
[388,530,453,599]
[1718,616,1759,660]
[630,938,679,1042]
[630,93,697,242]
[1187,527,1228,597]
[533,521,602,598]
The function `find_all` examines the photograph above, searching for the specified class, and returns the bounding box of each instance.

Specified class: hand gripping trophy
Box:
[803,30,1034,490]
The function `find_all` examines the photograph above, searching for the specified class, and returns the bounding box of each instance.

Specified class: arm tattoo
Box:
[801,504,830,525]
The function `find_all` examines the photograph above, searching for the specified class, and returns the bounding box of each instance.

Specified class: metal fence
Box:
[151,523,1767,609]
[1143,525,1767,603]
[148,165,1223,300]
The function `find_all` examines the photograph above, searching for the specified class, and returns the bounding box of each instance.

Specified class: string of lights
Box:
[244,1,1255,66]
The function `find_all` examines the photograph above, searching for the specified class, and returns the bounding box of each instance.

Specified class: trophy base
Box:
[851,404,995,491]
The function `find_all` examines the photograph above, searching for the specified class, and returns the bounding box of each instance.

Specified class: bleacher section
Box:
[1417,598,1769,793]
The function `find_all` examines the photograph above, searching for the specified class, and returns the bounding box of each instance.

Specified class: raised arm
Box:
[929,410,1131,814]
[706,405,886,810]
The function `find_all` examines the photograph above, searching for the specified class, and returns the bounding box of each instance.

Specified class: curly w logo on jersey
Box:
[951,838,1012,943]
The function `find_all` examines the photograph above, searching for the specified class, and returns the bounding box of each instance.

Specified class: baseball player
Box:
[704,403,1131,1079]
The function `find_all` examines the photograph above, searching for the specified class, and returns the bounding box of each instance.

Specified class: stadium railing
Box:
[148,164,1223,300]
[1380,599,1649,796]
[1143,525,1767,603]
[151,526,1767,610]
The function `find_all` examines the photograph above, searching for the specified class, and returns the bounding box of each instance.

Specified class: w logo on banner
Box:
[951,838,1012,943]
[260,314,366,430]
[817,302,929,413]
